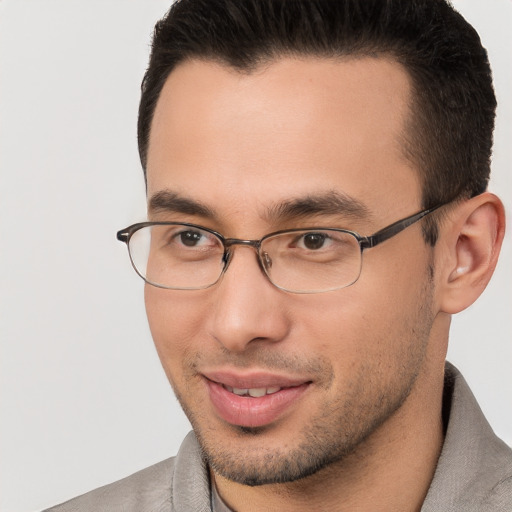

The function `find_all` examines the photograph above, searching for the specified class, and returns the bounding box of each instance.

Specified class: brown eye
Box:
[302,233,327,250]
[179,230,204,247]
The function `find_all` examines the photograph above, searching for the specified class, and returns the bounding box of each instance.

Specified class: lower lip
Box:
[205,380,310,428]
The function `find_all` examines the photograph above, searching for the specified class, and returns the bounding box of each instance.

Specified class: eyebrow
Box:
[148,190,216,219]
[265,191,372,224]
[148,189,371,225]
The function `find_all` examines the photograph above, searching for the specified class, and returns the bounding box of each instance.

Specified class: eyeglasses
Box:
[117,205,441,294]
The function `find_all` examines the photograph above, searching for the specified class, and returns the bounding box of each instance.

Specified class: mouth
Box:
[222,384,282,397]
[202,371,312,428]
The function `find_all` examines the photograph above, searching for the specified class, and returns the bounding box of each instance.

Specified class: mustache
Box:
[186,348,335,387]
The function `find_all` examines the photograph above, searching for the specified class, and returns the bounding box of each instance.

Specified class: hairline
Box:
[142,48,466,246]
[144,50,423,185]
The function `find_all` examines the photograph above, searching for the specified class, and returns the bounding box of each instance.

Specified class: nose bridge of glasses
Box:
[222,238,271,272]
[224,238,260,249]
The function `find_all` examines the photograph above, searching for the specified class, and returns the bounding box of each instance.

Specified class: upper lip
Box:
[202,369,311,389]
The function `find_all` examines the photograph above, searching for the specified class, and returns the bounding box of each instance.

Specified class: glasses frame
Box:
[116,204,442,293]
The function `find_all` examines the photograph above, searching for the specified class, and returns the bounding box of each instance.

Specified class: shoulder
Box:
[422,363,512,511]
[483,475,512,511]
[43,457,176,512]
[43,431,212,512]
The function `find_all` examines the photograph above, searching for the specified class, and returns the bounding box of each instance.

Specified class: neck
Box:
[213,361,446,512]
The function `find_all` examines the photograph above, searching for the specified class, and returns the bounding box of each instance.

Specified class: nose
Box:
[208,245,290,353]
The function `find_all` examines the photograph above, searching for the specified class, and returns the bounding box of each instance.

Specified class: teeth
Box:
[248,388,267,398]
[223,385,282,397]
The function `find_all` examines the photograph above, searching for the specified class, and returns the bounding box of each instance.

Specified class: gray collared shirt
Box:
[45,363,512,511]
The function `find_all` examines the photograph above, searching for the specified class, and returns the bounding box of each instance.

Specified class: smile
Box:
[203,372,312,428]
[222,385,282,397]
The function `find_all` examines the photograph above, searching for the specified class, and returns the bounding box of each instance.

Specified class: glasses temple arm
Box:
[360,205,442,250]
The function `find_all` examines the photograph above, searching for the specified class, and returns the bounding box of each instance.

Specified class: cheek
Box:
[144,285,208,376]
[360,238,432,314]
[298,251,432,369]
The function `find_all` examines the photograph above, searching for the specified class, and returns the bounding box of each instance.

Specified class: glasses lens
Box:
[261,229,362,293]
[128,224,225,289]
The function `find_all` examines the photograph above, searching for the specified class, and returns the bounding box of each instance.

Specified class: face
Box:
[145,57,437,485]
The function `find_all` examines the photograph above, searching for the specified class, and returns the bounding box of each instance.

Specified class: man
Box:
[47,0,511,510]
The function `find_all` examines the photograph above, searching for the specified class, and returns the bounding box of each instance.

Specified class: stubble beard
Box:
[169,275,435,487]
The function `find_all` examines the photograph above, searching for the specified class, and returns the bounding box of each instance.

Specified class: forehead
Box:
[146,57,421,226]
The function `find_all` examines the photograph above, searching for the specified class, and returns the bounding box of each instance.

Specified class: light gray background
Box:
[0,1,510,511]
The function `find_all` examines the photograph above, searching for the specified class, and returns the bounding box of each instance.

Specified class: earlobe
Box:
[438,193,505,314]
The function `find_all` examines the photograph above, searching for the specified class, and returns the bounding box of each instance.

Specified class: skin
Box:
[144,57,505,511]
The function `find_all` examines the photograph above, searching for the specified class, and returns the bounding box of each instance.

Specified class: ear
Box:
[437,192,505,314]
